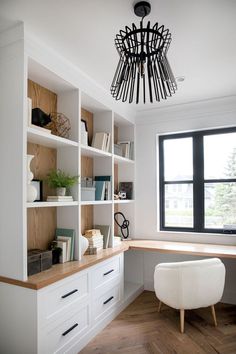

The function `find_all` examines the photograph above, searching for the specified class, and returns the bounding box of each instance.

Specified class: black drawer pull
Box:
[103,269,114,276]
[62,323,78,336]
[61,289,78,299]
[103,296,114,305]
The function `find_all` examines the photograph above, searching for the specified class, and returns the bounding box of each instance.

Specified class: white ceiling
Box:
[1,0,236,112]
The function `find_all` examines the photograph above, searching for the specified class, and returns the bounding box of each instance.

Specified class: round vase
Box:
[80,235,89,256]
[56,187,66,196]
[27,155,37,202]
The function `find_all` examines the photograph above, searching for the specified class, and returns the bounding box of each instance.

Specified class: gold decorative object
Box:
[47,112,71,139]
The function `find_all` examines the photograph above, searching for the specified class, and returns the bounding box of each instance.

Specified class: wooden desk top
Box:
[0,240,235,290]
[127,240,236,259]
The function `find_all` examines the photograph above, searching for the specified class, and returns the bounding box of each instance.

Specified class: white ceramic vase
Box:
[80,235,89,256]
[57,187,66,196]
[27,154,37,202]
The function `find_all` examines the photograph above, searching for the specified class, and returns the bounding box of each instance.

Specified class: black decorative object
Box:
[32,108,51,127]
[111,1,177,103]
[114,212,130,239]
[31,179,43,201]
[27,249,52,276]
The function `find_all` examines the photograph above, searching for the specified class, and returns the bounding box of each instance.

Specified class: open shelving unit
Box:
[0,40,135,284]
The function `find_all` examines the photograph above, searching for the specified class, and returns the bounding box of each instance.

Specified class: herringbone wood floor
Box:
[81,291,236,354]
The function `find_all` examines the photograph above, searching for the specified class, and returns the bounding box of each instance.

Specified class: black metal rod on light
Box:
[111,1,177,104]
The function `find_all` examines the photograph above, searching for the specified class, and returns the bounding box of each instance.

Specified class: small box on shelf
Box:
[27,249,52,276]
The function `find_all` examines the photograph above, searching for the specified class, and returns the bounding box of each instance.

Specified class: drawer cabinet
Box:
[92,255,121,291]
[93,283,121,322]
[39,303,89,354]
[38,270,89,325]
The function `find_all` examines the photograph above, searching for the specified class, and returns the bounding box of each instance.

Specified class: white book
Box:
[47,196,73,202]
[56,240,67,263]
[56,236,71,261]
[92,132,107,150]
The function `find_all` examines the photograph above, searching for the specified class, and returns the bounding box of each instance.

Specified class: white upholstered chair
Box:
[154,258,225,333]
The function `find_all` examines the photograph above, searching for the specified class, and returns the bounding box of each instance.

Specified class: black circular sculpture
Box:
[114,212,130,239]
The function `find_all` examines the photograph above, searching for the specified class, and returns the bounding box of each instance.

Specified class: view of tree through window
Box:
[159,128,236,233]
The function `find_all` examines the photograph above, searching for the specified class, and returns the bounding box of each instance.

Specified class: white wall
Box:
[135,96,236,304]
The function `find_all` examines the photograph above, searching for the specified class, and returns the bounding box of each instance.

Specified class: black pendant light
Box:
[111,1,177,104]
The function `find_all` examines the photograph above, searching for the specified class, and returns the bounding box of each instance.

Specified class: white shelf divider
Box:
[114,154,134,164]
[27,201,79,208]
[80,144,112,158]
[27,126,78,148]
[80,200,113,206]
[114,199,134,204]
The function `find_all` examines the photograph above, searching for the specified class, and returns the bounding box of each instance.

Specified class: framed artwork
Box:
[119,182,133,199]
[81,119,88,132]
[31,179,43,201]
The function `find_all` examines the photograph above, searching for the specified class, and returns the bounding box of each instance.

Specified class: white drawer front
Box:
[93,283,120,322]
[40,304,89,354]
[38,272,88,324]
[92,255,121,290]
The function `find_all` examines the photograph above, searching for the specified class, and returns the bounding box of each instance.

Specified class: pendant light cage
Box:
[111,3,177,104]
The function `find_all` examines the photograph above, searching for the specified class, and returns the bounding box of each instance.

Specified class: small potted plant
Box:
[46,169,79,196]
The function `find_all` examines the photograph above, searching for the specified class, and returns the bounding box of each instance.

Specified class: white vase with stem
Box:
[27,154,37,202]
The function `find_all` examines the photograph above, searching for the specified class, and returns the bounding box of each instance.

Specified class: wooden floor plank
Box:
[81,291,236,354]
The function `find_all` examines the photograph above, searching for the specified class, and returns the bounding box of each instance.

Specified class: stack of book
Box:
[47,196,73,202]
[114,236,122,246]
[117,141,134,160]
[84,229,104,252]
[95,176,111,200]
[92,132,111,152]
[55,228,75,263]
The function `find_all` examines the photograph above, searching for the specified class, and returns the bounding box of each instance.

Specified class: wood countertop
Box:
[0,244,129,290]
[127,240,236,259]
[0,240,236,290]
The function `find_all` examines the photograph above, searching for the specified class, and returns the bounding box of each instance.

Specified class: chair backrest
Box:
[154,258,225,310]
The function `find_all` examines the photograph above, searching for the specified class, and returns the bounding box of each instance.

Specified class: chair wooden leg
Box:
[211,305,217,327]
[158,301,162,313]
[180,309,185,333]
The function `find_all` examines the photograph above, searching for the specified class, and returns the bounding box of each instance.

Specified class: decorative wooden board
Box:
[81,205,94,235]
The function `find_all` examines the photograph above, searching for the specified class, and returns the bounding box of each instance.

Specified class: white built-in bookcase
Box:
[0,29,135,281]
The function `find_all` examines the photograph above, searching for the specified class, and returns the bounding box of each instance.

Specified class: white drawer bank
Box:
[0,253,125,354]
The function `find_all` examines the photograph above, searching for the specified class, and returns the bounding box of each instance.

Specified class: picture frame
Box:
[81,119,88,132]
[31,179,43,201]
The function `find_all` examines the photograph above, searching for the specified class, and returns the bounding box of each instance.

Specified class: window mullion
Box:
[193,134,204,231]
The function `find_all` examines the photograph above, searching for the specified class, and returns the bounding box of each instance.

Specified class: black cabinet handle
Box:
[103,269,114,276]
[103,296,114,305]
[61,289,78,299]
[62,323,78,336]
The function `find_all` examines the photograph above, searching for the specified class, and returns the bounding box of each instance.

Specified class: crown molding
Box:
[135,95,236,126]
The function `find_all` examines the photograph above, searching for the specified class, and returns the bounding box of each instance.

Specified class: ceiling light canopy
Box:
[111,1,177,104]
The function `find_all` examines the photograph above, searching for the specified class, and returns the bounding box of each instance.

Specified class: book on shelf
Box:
[94,176,112,200]
[47,196,73,202]
[56,228,75,261]
[94,224,110,249]
[95,180,105,200]
[56,236,71,261]
[92,132,111,152]
[55,240,67,263]
[117,141,134,160]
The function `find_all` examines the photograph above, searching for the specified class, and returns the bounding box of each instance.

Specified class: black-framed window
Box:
[159,127,236,234]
